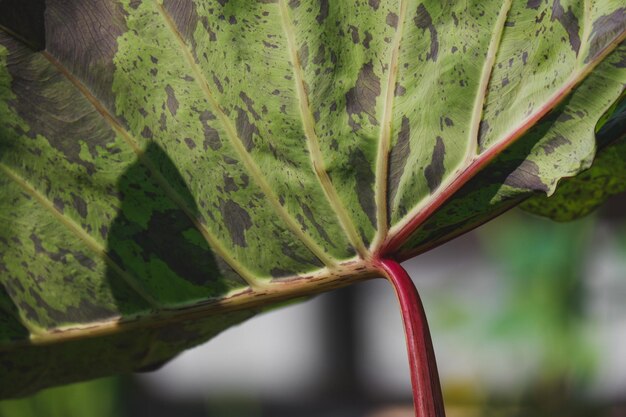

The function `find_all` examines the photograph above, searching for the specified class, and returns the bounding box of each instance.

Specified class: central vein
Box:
[371,0,408,253]
[278,0,369,260]
[466,0,512,158]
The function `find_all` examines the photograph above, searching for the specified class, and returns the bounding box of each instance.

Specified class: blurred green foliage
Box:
[0,378,121,417]
[480,212,596,384]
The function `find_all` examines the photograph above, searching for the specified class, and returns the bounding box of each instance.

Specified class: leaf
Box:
[0,0,45,50]
[0,0,624,398]
[520,94,626,220]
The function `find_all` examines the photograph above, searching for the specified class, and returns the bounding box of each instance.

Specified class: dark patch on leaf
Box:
[71,193,88,218]
[541,134,571,155]
[163,0,199,45]
[239,92,260,121]
[28,287,117,323]
[29,234,96,271]
[613,53,626,68]
[526,0,541,10]
[557,112,574,122]
[348,26,360,44]
[298,44,309,69]
[18,300,39,323]
[368,0,380,10]
[387,116,411,220]
[45,0,127,112]
[223,174,239,192]
[270,268,296,278]
[363,31,373,49]
[345,61,381,129]
[394,83,406,96]
[199,111,222,150]
[478,120,490,150]
[313,45,326,65]
[212,73,224,93]
[2,36,117,176]
[141,126,153,139]
[550,0,581,54]
[586,8,626,63]
[236,108,259,151]
[348,148,376,230]
[414,4,439,61]
[165,85,179,116]
[316,0,329,24]
[66,299,119,323]
[184,138,196,149]
[451,12,459,27]
[424,136,445,193]
[220,200,252,247]
[300,204,335,247]
[53,197,65,212]
[504,160,549,192]
[282,243,323,268]
[386,12,399,28]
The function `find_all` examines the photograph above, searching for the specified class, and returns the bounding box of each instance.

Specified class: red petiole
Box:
[376,258,446,417]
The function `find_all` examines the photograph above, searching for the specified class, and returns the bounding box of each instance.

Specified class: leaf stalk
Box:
[376,258,445,417]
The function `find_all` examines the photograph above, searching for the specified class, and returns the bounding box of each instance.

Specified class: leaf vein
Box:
[383,28,626,254]
[372,0,408,253]
[155,3,337,268]
[277,0,369,259]
[467,0,512,158]
[42,52,262,290]
[0,162,163,309]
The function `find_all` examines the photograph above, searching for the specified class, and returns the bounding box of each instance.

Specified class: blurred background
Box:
[1,196,625,417]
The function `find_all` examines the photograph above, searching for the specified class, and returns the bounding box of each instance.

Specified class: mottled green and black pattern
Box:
[521,94,626,220]
[402,43,626,255]
[0,0,624,397]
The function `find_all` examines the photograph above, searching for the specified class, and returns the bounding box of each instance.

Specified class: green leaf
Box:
[520,95,626,220]
[0,0,624,397]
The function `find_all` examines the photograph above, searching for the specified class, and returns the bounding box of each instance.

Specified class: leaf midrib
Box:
[466,0,512,159]
[277,0,369,260]
[372,0,408,252]
[0,258,376,349]
[382,29,626,255]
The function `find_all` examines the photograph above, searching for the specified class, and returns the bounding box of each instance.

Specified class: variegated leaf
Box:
[0,0,624,397]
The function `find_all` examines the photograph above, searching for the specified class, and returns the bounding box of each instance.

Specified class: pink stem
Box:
[376,258,446,417]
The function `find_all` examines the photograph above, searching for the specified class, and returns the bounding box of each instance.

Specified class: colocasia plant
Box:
[0,1,624,416]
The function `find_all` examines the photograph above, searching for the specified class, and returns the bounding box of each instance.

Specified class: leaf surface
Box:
[0,0,624,396]
[521,95,626,220]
